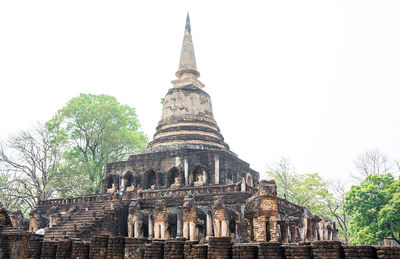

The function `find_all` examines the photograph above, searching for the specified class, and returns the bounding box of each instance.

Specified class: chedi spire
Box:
[147,13,229,151]
[173,13,204,88]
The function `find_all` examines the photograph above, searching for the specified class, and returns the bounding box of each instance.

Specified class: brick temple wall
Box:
[1,234,400,259]
[71,240,90,259]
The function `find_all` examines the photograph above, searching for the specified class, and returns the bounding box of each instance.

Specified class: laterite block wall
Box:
[1,234,400,259]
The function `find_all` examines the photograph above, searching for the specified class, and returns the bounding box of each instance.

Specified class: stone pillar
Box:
[206,211,213,239]
[221,220,229,237]
[306,219,313,242]
[214,155,219,184]
[184,159,189,186]
[312,220,318,241]
[148,215,154,238]
[189,222,197,241]
[177,213,183,238]
[280,221,289,243]
[155,223,160,239]
[128,222,133,237]
[214,219,221,237]
[234,222,239,242]
[183,222,189,239]
[161,222,167,239]
[301,218,307,241]
[327,225,332,241]
[269,216,278,242]
[317,223,323,240]
[289,224,297,243]
[203,170,208,184]
[134,221,140,238]
[29,215,38,233]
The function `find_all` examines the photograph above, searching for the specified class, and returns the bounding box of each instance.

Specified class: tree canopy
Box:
[345,174,400,245]
[0,94,148,211]
[46,94,148,195]
[267,158,332,216]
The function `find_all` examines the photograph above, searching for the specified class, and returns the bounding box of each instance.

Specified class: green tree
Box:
[379,179,400,244]
[345,174,400,245]
[267,158,332,216]
[47,94,148,195]
[290,173,332,216]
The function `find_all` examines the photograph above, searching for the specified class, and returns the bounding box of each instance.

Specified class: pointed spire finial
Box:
[172,13,204,88]
[185,12,191,34]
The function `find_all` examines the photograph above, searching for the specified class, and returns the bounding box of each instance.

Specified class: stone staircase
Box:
[44,198,124,241]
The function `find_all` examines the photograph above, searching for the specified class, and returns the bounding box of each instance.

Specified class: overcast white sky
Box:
[1,1,400,184]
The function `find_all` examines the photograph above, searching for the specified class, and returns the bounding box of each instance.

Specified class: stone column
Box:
[184,159,189,186]
[134,221,140,238]
[269,216,278,242]
[176,212,183,238]
[148,215,154,238]
[317,223,322,240]
[203,170,208,184]
[214,155,219,184]
[234,222,239,242]
[289,224,297,243]
[280,222,289,243]
[221,220,229,237]
[189,222,197,240]
[312,220,318,241]
[301,218,307,241]
[332,229,336,241]
[306,219,313,242]
[154,223,160,239]
[206,211,213,239]
[128,223,133,238]
[214,219,221,237]
[183,222,189,239]
[332,223,337,240]
[327,226,332,241]
[161,222,168,239]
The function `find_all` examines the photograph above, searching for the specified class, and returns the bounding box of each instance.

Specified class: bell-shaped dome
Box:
[146,14,229,152]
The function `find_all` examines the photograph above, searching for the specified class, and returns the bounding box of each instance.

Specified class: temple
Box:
[0,14,357,259]
[29,13,336,244]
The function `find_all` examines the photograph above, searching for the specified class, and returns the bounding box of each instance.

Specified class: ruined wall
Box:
[1,235,400,259]
[104,149,259,192]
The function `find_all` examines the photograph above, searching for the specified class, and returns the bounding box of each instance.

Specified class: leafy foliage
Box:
[345,174,400,245]
[47,94,148,195]
[267,158,332,215]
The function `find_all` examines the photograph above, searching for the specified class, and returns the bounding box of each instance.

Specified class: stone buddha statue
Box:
[194,172,205,186]
[170,175,181,188]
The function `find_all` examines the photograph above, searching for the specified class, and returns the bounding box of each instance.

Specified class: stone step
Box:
[44,199,123,241]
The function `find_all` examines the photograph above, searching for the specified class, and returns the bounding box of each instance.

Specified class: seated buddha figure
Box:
[194,172,206,186]
[170,175,181,188]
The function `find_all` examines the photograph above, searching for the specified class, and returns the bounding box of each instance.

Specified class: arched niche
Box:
[144,169,157,190]
[123,171,136,191]
[105,174,115,192]
[167,167,182,188]
[192,164,207,186]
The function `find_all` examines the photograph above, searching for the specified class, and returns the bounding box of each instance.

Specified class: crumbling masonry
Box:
[3,14,387,259]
